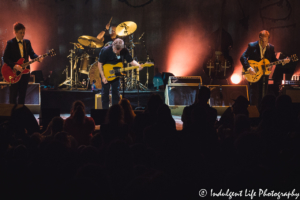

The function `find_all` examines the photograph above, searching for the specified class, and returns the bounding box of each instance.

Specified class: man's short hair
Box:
[112,38,124,50]
[259,30,270,39]
[13,22,25,32]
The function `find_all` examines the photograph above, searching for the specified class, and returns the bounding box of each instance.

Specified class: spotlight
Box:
[231,74,241,84]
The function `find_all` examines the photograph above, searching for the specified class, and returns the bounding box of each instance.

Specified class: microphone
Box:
[138,32,145,40]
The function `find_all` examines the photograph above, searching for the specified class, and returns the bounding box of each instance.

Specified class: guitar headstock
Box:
[48,49,56,57]
[291,54,298,62]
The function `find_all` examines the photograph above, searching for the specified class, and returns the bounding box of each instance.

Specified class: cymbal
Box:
[70,42,84,49]
[116,21,137,36]
[78,35,103,48]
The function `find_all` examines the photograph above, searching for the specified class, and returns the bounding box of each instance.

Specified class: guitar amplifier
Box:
[0,82,40,113]
[206,85,249,107]
[168,76,202,84]
[165,83,200,115]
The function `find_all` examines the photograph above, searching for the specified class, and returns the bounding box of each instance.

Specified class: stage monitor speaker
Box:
[91,109,108,125]
[95,94,122,109]
[206,85,249,107]
[0,82,40,114]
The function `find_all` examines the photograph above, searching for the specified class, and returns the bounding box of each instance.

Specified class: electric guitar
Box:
[103,62,154,81]
[242,54,298,83]
[1,49,56,84]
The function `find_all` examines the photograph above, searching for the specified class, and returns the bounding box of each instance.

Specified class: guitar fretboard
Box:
[21,53,50,68]
[266,59,285,67]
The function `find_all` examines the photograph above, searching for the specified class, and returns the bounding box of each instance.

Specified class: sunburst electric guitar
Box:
[242,54,298,83]
[1,49,56,84]
[103,62,154,81]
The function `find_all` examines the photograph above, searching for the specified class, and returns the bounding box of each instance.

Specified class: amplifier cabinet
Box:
[206,85,249,107]
[168,76,202,84]
[165,83,200,106]
[282,87,300,103]
[0,82,40,113]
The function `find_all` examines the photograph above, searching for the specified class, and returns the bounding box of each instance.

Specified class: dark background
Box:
[1,0,299,85]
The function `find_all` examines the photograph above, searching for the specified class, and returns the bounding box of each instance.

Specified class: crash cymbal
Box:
[78,35,103,48]
[116,21,137,36]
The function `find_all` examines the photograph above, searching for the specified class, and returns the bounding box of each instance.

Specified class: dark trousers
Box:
[9,73,30,104]
[101,78,120,109]
[249,75,269,108]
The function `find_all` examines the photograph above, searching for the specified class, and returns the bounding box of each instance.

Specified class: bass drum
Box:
[88,62,102,89]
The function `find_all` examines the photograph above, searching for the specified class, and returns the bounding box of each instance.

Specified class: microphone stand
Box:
[141,35,150,90]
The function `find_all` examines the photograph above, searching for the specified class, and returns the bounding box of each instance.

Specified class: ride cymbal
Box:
[116,21,137,36]
[78,35,103,48]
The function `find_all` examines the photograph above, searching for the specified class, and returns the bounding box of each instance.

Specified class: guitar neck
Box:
[120,66,139,72]
[21,53,49,68]
[267,59,286,67]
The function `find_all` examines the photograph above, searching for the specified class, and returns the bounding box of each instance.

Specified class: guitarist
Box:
[240,30,290,107]
[3,22,43,104]
[98,38,143,109]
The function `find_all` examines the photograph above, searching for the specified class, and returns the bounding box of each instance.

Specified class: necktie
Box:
[18,40,24,57]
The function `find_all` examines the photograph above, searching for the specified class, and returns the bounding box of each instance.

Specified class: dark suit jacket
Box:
[3,38,38,69]
[240,40,278,71]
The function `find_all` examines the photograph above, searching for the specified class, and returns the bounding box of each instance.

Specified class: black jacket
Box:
[3,38,38,69]
[240,40,278,71]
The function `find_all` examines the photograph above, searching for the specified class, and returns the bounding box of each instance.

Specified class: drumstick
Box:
[109,17,113,24]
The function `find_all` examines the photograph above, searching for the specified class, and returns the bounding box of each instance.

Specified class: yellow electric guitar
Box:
[242,54,298,83]
[103,62,154,81]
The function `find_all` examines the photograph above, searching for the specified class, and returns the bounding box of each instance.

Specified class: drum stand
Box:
[59,44,85,89]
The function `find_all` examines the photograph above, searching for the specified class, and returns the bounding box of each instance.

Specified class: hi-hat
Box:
[78,35,103,48]
[70,42,84,49]
[116,21,137,36]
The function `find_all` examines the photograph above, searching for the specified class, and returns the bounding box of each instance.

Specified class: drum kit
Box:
[59,21,151,91]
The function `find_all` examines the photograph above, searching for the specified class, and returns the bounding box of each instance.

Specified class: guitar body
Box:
[103,62,154,82]
[242,58,272,83]
[103,62,125,81]
[1,58,30,84]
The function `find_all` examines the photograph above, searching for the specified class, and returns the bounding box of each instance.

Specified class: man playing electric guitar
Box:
[98,38,143,109]
[240,30,290,107]
[3,22,43,104]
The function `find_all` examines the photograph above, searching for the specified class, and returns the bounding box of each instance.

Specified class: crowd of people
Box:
[1,88,300,199]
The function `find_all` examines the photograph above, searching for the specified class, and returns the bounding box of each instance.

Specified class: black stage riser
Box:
[41,90,164,114]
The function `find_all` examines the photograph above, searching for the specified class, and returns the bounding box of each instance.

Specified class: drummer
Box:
[97,18,119,46]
